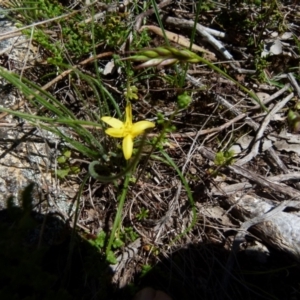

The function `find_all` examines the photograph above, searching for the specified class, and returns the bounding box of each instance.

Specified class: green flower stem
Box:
[106,171,131,258]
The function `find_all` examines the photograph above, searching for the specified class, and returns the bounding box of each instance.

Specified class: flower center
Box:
[123,124,132,136]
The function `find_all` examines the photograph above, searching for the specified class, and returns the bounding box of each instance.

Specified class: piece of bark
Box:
[227,193,300,261]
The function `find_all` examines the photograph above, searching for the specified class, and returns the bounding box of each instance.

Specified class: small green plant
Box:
[136,207,149,221]
[112,238,124,249]
[120,227,139,243]
[13,0,130,66]
[87,231,123,264]
[287,110,300,132]
[140,264,153,278]
[87,230,106,249]
[254,54,271,82]
[177,92,192,109]
[131,28,152,49]
[106,251,118,265]
[214,150,235,166]
[209,149,236,177]
[56,149,80,179]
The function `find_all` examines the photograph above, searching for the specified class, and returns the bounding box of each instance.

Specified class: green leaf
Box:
[140,264,152,278]
[95,231,106,248]
[57,156,67,164]
[64,150,72,159]
[70,166,80,174]
[112,238,124,249]
[56,168,70,179]
[106,251,117,265]
[177,92,192,109]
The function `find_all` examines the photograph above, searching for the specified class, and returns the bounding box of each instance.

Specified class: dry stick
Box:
[200,26,226,38]
[20,27,35,79]
[0,52,113,121]
[172,104,220,237]
[230,164,300,197]
[198,146,300,198]
[211,172,300,196]
[0,31,22,41]
[236,93,294,166]
[268,173,300,182]
[287,73,300,98]
[216,95,261,130]
[265,145,289,173]
[216,95,289,173]
[39,51,113,91]
[251,83,291,110]
[211,182,253,196]
[185,72,206,88]
[164,16,256,74]
[164,16,233,59]
[179,114,246,137]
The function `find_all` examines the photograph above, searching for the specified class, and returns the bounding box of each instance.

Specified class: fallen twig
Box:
[287,73,300,98]
[251,83,291,110]
[216,95,289,173]
[236,93,293,166]
[164,16,256,74]
[198,146,300,198]
[211,172,300,196]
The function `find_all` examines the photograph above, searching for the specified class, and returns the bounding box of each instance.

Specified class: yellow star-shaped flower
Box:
[101,103,155,160]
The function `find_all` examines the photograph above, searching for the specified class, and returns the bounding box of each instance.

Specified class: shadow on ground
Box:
[0,184,300,300]
[136,242,300,300]
[0,183,117,300]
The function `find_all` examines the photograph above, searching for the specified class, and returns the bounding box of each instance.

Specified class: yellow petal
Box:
[105,128,125,138]
[131,121,155,137]
[122,135,133,160]
[101,116,124,129]
[125,103,133,127]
